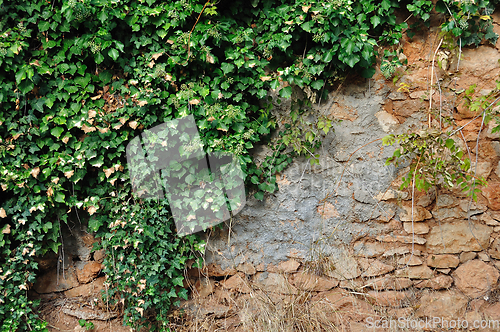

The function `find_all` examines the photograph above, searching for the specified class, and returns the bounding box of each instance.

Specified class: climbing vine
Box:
[0,0,498,330]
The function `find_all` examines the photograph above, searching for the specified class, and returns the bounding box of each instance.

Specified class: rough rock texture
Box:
[426,221,492,253]
[416,290,468,320]
[452,260,499,298]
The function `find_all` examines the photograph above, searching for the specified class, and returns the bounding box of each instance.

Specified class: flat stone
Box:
[339,278,365,291]
[460,251,477,263]
[478,252,490,262]
[452,260,499,298]
[432,207,464,220]
[275,259,300,273]
[367,290,411,307]
[397,255,423,266]
[414,275,453,290]
[252,272,298,295]
[482,302,500,320]
[221,272,252,293]
[237,262,256,275]
[403,222,429,235]
[64,276,106,298]
[325,255,361,280]
[193,278,216,298]
[201,264,237,277]
[367,277,413,291]
[427,254,460,268]
[399,205,432,222]
[75,261,102,284]
[361,260,395,277]
[376,234,426,245]
[483,182,500,210]
[437,268,451,274]
[471,161,493,179]
[92,249,106,264]
[394,265,434,279]
[290,272,338,292]
[416,290,468,320]
[490,238,500,259]
[436,194,457,208]
[353,241,388,257]
[382,247,410,257]
[481,213,500,226]
[311,289,377,323]
[426,221,492,253]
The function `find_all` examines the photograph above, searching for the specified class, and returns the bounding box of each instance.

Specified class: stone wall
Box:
[182,14,500,331]
[30,11,500,332]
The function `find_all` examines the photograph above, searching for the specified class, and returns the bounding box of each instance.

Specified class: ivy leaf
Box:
[51,127,64,138]
[279,86,292,98]
[54,192,65,203]
[254,191,264,200]
[221,62,235,74]
[311,79,324,90]
[88,218,102,232]
[39,21,50,32]
[108,48,119,61]
[371,16,381,28]
[95,52,104,64]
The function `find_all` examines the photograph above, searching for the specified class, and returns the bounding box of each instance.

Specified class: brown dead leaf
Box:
[64,170,74,179]
[189,99,200,105]
[12,133,22,140]
[98,127,109,134]
[51,177,59,184]
[148,60,155,68]
[206,54,215,64]
[62,136,70,144]
[30,167,40,179]
[103,167,115,178]
[152,52,163,60]
[128,121,138,129]
[207,116,215,122]
[302,5,311,12]
[1,184,7,191]
[47,187,53,197]
[110,178,117,185]
[167,39,175,44]
[113,123,123,130]
[119,117,128,124]
[1,224,10,233]
[260,76,272,81]
[91,94,102,101]
[0,208,7,219]
[87,206,97,215]
[88,109,97,119]
[81,124,96,133]
[137,100,148,107]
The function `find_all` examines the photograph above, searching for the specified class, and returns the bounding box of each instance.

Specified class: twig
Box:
[429,38,443,127]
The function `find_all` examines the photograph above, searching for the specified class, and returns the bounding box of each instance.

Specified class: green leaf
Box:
[279,86,292,98]
[371,16,381,28]
[43,222,53,233]
[51,127,64,138]
[54,192,65,203]
[311,80,324,90]
[254,191,264,200]
[39,21,50,32]
[95,52,104,64]
[221,62,235,74]
[88,218,102,232]
[108,48,119,61]
[98,10,108,23]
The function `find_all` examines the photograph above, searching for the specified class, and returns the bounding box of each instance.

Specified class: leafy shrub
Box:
[0,0,496,330]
